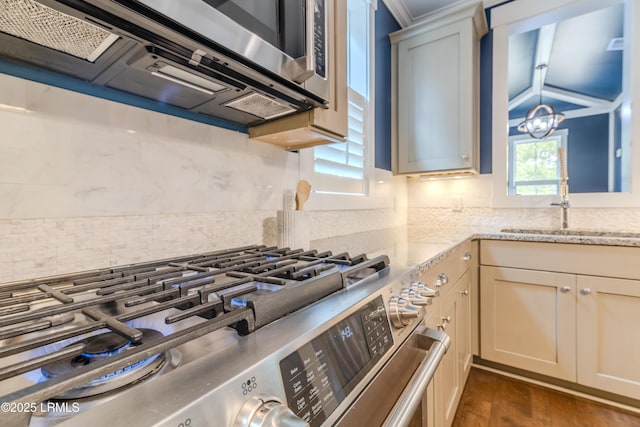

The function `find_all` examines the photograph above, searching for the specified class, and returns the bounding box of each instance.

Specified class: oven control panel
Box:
[278,296,393,427]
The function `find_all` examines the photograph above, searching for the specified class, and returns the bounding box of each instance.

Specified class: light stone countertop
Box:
[477,229,640,248]
[312,227,640,279]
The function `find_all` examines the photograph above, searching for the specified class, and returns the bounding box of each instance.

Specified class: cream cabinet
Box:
[438,270,472,427]
[390,3,487,176]
[480,266,577,381]
[480,240,640,400]
[420,242,474,427]
[577,276,640,398]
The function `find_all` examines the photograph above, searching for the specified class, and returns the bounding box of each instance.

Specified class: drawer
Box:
[418,240,474,297]
[480,240,640,280]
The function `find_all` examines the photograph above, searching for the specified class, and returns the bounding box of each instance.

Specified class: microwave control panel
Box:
[313,0,326,78]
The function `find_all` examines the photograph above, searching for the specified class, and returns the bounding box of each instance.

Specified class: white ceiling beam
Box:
[509,105,616,127]
[542,87,615,108]
[508,87,534,110]
[532,23,557,93]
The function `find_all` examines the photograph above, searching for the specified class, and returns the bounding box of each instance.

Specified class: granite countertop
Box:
[478,229,640,248]
[311,227,640,278]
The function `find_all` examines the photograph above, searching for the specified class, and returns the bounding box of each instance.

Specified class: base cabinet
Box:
[424,269,472,427]
[577,276,640,399]
[480,266,577,381]
[480,240,640,401]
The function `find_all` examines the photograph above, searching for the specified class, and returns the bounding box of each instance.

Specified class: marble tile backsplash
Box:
[408,207,640,240]
[0,74,406,283]
[0,84,297,218]
[6,74,639,283]
[0,208,404,283]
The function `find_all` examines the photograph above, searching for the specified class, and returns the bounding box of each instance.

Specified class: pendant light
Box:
[518,64,565,139]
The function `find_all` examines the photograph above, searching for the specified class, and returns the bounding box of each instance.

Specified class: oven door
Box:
[133,0,330,100]
[335,327,450,427]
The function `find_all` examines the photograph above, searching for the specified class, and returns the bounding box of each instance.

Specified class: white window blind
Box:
[311,0,372,196]
[313,90,367,193]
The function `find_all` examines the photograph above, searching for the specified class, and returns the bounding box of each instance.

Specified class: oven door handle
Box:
[381,326,450,427]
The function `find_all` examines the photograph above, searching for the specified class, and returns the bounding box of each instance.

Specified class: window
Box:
[309,0,373,196]
[508,130,568,195]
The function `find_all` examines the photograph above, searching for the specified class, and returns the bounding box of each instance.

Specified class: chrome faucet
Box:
[551,147,569,229]
[551,194,569,229]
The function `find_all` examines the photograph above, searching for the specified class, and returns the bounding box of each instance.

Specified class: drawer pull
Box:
[580,288,592,296]
[463,252,472,261]
[435,273,449,287]
[437,316,451,331]
[560,286,571,293]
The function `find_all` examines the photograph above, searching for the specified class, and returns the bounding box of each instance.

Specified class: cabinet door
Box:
[396,20,474,173]
[457,270,473,381]
[436,278,471,427]
[480,266,576,381]
[577,276,640,399]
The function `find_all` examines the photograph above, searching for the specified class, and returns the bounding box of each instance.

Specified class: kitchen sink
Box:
[499,228,640,238]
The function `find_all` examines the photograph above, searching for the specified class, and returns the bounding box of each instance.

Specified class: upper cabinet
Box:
[248,0,348,151]
[390,3,487,176]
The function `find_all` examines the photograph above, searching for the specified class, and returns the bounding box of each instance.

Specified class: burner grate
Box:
[0,244,389,423]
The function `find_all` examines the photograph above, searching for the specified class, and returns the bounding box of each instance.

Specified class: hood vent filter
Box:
[0,0,119,62]
[225,93,296,120]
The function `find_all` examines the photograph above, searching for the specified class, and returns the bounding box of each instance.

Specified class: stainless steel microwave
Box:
[134,0,332,104]
[0,0,335,127]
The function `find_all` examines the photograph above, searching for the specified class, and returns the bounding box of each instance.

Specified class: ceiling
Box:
[508,3,624,121]
[383,0,625,123]
[382,0,478,27]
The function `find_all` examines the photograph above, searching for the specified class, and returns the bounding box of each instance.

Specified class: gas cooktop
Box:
[0,245,389,427]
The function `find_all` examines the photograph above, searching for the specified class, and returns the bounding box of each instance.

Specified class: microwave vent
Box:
[0,0,119,62]
[225,92,296,120]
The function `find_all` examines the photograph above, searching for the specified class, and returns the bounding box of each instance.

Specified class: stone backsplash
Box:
[0,208,405,283]
[408,207,640,241]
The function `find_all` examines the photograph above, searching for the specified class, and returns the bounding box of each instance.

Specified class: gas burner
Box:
[40,329,169,399]
[0,244,390,426]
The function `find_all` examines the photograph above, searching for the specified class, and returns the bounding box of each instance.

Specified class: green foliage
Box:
[512,137,560,195]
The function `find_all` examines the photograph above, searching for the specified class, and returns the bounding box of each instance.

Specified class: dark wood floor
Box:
[452,368,640,427]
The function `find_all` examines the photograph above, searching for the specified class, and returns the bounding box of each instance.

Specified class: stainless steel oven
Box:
[0,245,448,427]
[337,326,449,427]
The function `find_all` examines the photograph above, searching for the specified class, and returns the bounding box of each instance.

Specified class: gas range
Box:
[0,244,446,427]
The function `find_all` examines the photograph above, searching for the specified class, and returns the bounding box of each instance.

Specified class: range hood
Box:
[0,0,328,127]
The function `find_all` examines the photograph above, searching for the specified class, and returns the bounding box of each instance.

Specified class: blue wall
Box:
[374,2,401,171]
[564,114,610,193]
[479,9,494,174]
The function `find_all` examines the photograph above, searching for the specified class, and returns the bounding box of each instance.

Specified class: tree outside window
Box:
[508,130,568,196]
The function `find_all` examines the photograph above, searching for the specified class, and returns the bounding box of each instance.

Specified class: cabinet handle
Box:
[435,273,449,287]
[460,290,469,296]
[437,316,451,331]
[560,286,571,293]
[580,288,592,296]
[463,252,472,261]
